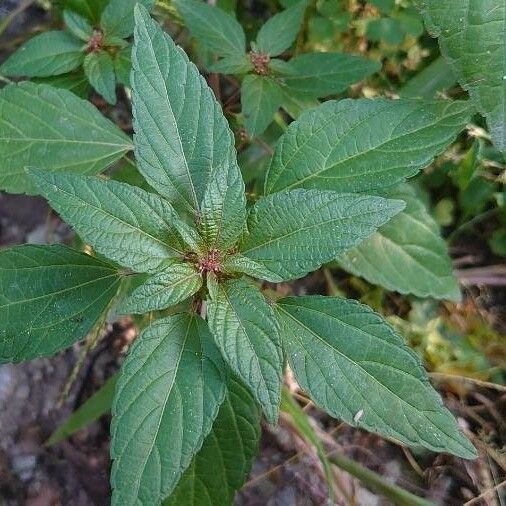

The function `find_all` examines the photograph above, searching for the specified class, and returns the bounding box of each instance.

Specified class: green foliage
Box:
[83,50,116,104]
[417,0,506,152]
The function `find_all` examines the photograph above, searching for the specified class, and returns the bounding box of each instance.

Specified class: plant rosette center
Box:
[196,248,223,275]
[249,51,271,75]
[86,29,105,53]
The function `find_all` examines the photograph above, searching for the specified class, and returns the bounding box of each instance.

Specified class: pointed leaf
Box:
[64,10,93,41]
[132,6,243,215]
[277,296,477,459]
[111,313,226,505]
[208,54,252,74]
[174,0,246,58]
[255,0,306,57]
[417,0,506,152]
[28,170,186,273]
[32,72,90,98]
[164,375,261,506]
[119,262,203,314]
[339,184,461,300]
[242,74,284,136]
[0,244,120,363]
[223,254,284,283]
[265,98,471,195]
[207,278,283,424]
[0,82,132,194]
[114,45,132,86]
[0,31,84,77]
[100,0,155,38]
[59,0,109,22]
[83,51,117,104]
[240,189,404,280]
[282,53,380,97]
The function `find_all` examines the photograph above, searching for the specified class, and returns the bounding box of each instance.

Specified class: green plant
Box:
[0,5,481,504]
[174,0,381,135]
[0,0,155,103]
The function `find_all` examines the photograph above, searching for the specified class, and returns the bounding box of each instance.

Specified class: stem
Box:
[327,452,435,506]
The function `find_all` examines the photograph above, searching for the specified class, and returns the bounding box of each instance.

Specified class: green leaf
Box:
[100,0,155,38]
[174,0,246,58]
[46,373,118,446]
[207,278,283,424]
[223,254,284,283]
[0,82,132,194]
[265,98,471,195]
[280,88,319,119]
[366,17,404,45]
[59,0,109,22]
[417,0,506,152]
[240,189,404,280]
[164,375,261,506]
[339,184,461,300]
[32,72,90,98]
[208,54,252,74]
[400,56,457,99]
[132,6,243,215]
[119,262,203,314]
[28,169,186,273]
[0,244,120,363]
[64,10,93,41]
[277,296,477,459]
[242,74,284,136]
[114,45,132,86]
[111,313,226,505]
[255,0,306,57]
[83,50,117,104]
[282,53,380,97]
[0,31,84,77]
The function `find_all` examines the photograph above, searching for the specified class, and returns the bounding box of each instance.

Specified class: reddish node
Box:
[197,249,222,274]
[86,30,105,53]
[249,51,271,76]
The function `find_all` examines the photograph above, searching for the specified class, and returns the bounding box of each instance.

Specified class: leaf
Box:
[114,45,132,86]
[59,0,109,22]
[174,0,246,58]
[119,262,203,314]
[417,0,506,152]
[265,98,471,195]
[207,278,283,424]
[32,72,90,98]
[83,50,117,104]
[281,53,380,97]
[46,373,118,446]
[0,31,84,77]
[400,56,457,99]
[277,296,477,459]
[0,244,120,363]
[100,0,155,38]
[64,10,93,41]
[239,189,404,280]
[242,74,284,136]
[28,169,186,273]
[255,0,306,57]
[208,54,252,74]
[111,313,226,505]
[223,254,284,283]
[131,6,243,215]
[339,184,461,300]
[0,82,132,194]
[164,375,261,506]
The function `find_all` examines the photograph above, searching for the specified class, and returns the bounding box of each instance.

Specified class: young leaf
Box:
[241,74,284,136]
[208,54,253,75]
[83,51,117,104]
[276,296,477,459]
[174,0,246,58]
[164,375,261,506]
[111,313,226,506]
[0,82,132,194]
[119,262,203,314]
[100,0,155,39]
[0,31,84,77]
[132,5,245,220]
[59,0,109,22]
[417,0,506,152]
[239,189,404,280]
[223,254,284,283]
[28,170,186,273]
[265,99,471,195]
[64,10,93,41]
[255,0,306,57]
[207,278,283,424]
[0,244,120,363]
[281,53,380,97]
[32,72,90,99]
[114,45,132,86]
[338,184,461,300]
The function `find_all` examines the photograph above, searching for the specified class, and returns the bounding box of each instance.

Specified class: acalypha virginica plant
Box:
[0,4,478,505]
